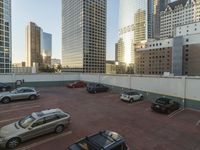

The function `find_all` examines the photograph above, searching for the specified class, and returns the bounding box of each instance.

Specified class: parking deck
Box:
[0,86,200,150]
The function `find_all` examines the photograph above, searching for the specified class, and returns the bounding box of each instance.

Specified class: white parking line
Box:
[0,116,23,124]
[0,105,41,113]
[168,108,184,118]
[16,131,72,150]
[0,101,37,108]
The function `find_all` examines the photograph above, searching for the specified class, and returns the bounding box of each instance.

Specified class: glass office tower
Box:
[0,0,11,73]
[41,32,52,66]
[62,0,106,73]
[118,0,147,64]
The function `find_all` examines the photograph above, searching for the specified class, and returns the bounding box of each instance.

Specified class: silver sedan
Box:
[0,108,71,149]
[0,87,40,104]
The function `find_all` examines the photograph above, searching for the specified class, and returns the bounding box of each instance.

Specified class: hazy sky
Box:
[12,0,119,63]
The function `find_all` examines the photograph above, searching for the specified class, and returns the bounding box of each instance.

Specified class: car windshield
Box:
[18,115,36,128]
[123,91,133,95]
[156,98,169,104]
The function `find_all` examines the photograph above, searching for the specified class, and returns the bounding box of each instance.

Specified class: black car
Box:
[151,97,180,114]
[0,82,11,92]
[87,83,109,93]
[67,130,129,150]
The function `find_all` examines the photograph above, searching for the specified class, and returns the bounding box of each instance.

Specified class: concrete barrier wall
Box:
[0,73,80,83]
[80,74,200,103]
[1,73,200,106]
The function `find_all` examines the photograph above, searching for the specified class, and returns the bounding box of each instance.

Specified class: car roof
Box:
[16,87,35,90]
[32,108,65,119]
[68,131,125,150]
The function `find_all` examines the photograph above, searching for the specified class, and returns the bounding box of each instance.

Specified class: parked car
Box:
[0,108,71,149]
[67,81,86,88]
[0,87,40,104]
[67,130,129,150]
[87,83,109,93]
[120,91,143,103]
[151,97,180,114]
[0,83,11,92]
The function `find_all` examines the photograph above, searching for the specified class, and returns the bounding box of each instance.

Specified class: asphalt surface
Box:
[0,86,200,150]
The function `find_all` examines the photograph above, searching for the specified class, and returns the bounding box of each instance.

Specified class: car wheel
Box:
[129,98,134,103]
[2,97,11,104]
[55,125,64,134]
[29,95,36,100]
[6,138,20,149]
[140,96,144,100]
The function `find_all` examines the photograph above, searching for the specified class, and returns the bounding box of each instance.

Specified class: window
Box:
[45,115,58,123]
[24,89,34,93]
[31,118,45,128]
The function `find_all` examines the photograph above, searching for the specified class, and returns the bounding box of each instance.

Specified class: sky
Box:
[12,0,119,63]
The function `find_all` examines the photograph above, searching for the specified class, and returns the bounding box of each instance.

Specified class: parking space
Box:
[0,86,200,150]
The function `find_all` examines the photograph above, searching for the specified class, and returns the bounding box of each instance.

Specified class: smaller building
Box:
[135,33,200,76]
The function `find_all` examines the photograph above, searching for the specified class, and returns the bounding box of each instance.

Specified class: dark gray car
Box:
[0,108,71,149]
[0,87,40,104]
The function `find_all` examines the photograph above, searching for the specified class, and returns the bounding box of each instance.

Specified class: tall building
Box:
[160,0,200,39]
[62,0,106,73]
[0,0,11,73]
[118,0,147,64]
[148,0,170,39]
[42,32,52,66]
[26,22,52,67]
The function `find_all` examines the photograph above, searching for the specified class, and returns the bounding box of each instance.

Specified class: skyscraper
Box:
[148,0,170,39]
[26,22,52,67]
[62,0,106,73]
[0,0,11,73]
[41,32,52,66]
[118,0,147,64]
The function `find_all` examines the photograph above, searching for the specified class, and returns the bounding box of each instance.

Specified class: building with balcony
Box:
[160,0,200,39]
[62,0,106,73]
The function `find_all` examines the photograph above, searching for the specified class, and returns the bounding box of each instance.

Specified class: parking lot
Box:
[0,86,200,150]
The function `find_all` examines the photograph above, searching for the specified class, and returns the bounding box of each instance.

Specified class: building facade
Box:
[160,0,200,39]
[148,0,170,39]
[41,32,52,66]
[26,22,52,67]
[117,0,147,64]
[0,0,11,73]
[135,33,200,76]
[62,0,106,73]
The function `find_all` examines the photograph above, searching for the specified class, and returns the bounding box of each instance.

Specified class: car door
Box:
[133,92,140,100]
[28,118,47,139]
[12,89,25,100]
[18,89,30,99]
[21,118,45,140]
[43,114,59,133]
[23,89,34,99]
[96,84,101,92]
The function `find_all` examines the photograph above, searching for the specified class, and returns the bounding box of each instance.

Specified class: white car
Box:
[120,91,143,103]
